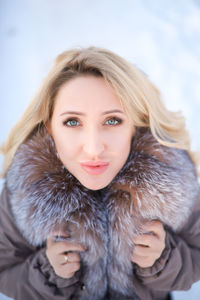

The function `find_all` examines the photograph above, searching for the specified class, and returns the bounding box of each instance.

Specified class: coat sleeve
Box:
[0,186,81,300]
[134,192,200,291]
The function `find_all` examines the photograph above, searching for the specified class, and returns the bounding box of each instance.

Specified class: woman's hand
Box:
[46,231,85,279]
[131,220,166,268]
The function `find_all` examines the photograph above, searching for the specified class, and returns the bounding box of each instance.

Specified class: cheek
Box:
[120,139,132,162]
[117,132,133,162]
[108,136,132,175]
[111,130,133,152]
[53,133,78,162]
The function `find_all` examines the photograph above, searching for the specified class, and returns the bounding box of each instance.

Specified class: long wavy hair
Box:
[1,46,199,177]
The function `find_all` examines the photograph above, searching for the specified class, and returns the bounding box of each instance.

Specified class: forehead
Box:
[53,75,124,113]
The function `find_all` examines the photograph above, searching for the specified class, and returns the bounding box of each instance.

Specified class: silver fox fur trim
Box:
[6,126,199,300]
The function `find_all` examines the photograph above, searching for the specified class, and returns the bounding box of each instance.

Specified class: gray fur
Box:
[6,127,199,300]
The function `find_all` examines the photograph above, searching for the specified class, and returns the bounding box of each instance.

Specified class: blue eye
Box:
[63,117,122,127]
[105,118,122,126]
[64,119,80,127]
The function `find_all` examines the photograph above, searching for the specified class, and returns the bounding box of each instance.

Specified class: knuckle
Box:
[73,262,81,271]
[73,253,81,262]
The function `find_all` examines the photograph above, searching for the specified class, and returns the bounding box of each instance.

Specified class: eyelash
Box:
[63,117,123,127]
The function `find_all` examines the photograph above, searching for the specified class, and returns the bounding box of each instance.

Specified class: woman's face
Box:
[50,75,135,190]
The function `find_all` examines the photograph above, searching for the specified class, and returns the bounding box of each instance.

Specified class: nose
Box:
[82,127,105,159]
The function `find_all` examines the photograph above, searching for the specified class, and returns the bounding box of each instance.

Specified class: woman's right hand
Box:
[46,232,85,279]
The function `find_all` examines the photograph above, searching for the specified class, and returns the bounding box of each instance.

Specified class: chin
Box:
[80,179,110,191]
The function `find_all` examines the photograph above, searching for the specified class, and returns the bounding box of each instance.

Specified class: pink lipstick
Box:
[80,161,109,175]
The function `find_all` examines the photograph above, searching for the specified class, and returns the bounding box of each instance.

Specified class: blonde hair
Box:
[1,46,199,176]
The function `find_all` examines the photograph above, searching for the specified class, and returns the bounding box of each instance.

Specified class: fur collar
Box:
[6,126,199,299]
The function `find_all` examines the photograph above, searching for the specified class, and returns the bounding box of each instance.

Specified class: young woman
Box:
[0,47,200,300]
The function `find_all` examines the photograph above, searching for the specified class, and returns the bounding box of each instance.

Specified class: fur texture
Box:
[6,127,199,300]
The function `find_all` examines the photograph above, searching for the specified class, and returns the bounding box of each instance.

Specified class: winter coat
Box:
[0,126,200,300]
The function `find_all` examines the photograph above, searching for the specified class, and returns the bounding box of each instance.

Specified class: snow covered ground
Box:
[0,0,200,299]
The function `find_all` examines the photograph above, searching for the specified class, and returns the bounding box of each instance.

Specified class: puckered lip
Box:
[80,161,109,167]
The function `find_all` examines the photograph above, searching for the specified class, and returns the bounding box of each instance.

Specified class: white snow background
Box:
[0,0,200,299]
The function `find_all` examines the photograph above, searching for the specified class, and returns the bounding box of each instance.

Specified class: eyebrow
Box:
[60,109,124,116]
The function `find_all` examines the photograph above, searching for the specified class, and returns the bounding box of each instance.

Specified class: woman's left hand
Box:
[131,220,166,268]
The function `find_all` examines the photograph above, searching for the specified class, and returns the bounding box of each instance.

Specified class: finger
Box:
[48,240,85,254]
[133,233,158,247]
[142,220,165,238]
[133,244,156,256]
[66,252,81,262]
[131,252,146,262]
[131,253,154,268]
[133,241,165,261]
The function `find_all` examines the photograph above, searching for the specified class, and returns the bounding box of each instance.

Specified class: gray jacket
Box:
[0,127,200,300]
